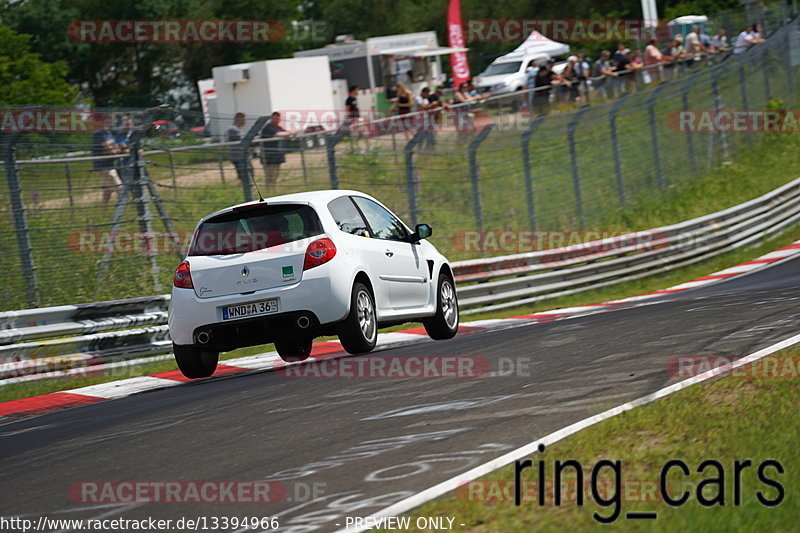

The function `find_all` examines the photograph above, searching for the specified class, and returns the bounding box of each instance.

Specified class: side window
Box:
[328,196,370,237]
[352,197,408,241]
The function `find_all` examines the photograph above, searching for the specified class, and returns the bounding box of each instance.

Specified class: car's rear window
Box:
[189,204,323,255]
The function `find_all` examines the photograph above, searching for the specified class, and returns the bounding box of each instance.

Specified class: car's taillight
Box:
[303,238,337,270]
[174,260,194,288]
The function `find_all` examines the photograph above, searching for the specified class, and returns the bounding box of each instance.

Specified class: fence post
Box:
[217,149,226,183]
[130,133,162,293]
[237,117,268,202]
[403,131,426,227]
[763,47,773,99]
[65,161,75,207]
[567,106,591,228]
[166,148,178,201]
[2,133,40,307]
[326,128,348,189]
[467,125,494,231]
[785,26,796,97]
[608,93,630,206]
[710,67,730,163]
[647,83,669,190]
[738,61,752,145]
[520,115,547,230]
[680,72,701,174]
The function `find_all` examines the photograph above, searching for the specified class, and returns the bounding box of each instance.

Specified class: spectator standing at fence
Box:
[344,85,368,152]
[612,42,629,63]
[260,111,291,188]
[591,51,617,99]
[227,112,249,187]
[533,61,568,114]
[711,29,729,52]
[345,85,360,125]
[415,87,440,148]
[92,114,122,206]
[390,82,414,139]
[661,36,687,79]
[114,115,135,185]
[686,24,709,61]
[733,24,763,54]
[575,54,590,102]
[390,83,414,115]
[644,39,664,81]
[561,56,581,103]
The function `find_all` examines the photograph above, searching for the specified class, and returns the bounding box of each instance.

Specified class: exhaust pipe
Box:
[296,315,311,329]
[197,331,211,344]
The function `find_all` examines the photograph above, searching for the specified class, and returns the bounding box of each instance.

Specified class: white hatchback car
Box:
[168,190,459,378]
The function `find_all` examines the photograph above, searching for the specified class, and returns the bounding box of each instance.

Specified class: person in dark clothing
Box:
[260,111,291,187]
[533,62,569,115]
[92,114,122,206]
[227,112,250,186]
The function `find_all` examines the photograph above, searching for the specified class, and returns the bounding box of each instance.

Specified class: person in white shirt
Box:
[733,24,765,54]
[711,29,729,51]
[685,25,706,56]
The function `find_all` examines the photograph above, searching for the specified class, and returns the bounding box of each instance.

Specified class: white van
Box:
[474,52,550,95]
[473,31,570,95]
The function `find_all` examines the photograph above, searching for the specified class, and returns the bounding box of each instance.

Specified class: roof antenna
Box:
[249,165,265,202]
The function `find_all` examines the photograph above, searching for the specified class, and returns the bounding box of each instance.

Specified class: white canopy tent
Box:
[504,31,570,58]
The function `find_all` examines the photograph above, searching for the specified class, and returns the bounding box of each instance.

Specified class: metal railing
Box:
[1,175,798,380]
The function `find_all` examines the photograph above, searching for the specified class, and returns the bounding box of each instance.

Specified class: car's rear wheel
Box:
[337,282,378,354]
[173,343,219,378]
[424,273,459,340]
[275,337,313,362]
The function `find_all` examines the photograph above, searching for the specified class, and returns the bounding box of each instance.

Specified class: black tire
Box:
[275,337,313,362]
[173,343,219,379]
[424,273,459,340]
[337,282,378,354]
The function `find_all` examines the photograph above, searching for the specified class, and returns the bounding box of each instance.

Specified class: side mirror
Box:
[412,223,433,242]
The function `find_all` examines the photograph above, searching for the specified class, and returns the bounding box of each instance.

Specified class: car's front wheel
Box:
[424,273,459,340]
[173,343,219,378]
[337,282,378,354]
[275,337,313,362]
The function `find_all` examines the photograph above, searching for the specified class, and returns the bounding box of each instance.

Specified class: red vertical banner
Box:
[447,0,470,87]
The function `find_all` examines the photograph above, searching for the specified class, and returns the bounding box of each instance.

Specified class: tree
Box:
[0,23,78,106]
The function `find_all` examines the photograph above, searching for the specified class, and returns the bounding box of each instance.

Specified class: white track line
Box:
[334,331,800,533]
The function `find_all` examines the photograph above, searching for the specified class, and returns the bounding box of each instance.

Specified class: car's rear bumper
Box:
[168,274,349,346]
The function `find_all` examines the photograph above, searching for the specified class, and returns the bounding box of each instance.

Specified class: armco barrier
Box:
[1,177,799,379]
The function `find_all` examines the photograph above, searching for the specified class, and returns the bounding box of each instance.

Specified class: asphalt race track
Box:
[1,256,799,532]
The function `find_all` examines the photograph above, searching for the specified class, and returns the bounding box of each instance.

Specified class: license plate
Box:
[221,299,279,320]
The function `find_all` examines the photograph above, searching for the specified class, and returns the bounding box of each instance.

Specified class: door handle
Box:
[384,250,394,257]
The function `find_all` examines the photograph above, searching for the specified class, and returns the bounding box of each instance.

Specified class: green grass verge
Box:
[383,346,800,532]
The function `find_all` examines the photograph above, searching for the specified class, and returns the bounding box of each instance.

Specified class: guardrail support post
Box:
[520,115,546,230]
[680,72,701,174]
[468,125,494,231]
[608,93,630,206]
[2,133,40,307]
[567,106,591,228]
[647,83,669,190]
[404,131,426,227]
